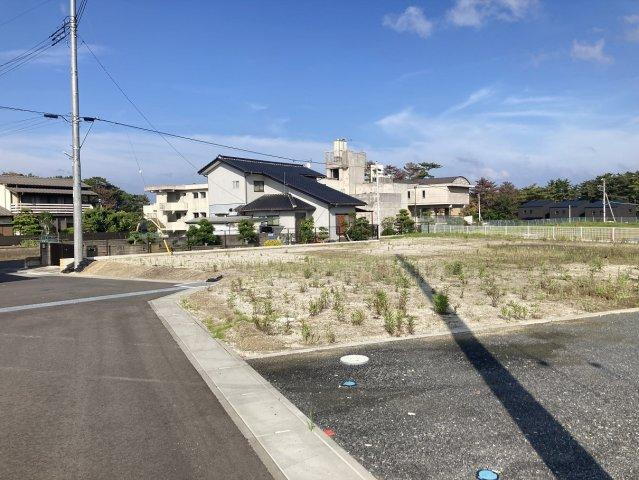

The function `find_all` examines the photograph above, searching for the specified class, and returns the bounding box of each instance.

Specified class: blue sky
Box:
[1,0,638,193]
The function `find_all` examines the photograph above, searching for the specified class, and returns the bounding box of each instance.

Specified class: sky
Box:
[0,0,638,193]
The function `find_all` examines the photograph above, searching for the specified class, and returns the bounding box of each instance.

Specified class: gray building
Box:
[518,200,552,220]
[584,201,637,220]
[548,200,590,219]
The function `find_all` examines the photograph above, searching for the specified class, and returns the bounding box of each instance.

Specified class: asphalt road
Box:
[251,312,639,480]
[0,264,272,480]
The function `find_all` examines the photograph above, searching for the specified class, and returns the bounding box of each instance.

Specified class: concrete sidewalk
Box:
[150,291,377,480]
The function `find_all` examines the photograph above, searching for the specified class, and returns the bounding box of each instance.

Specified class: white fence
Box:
[429,224,639,243]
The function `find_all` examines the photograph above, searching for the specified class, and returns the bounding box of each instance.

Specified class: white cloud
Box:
[444,87,494,114]
[623,14,639,42]
[503,95,564,105]
[373,97,638,185]
[247,102,268,112]
[383,6,434,39]
[447,0,538,28]
[571,39,613,64]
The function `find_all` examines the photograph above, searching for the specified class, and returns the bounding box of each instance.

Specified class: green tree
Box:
[395,209,415,233]
[298,217,315,243]
[345,215,371,241]
[12,209,41,236]
[403,162,442,180]
[545,178,575,202]
[381,216,396,236]
[519,184,547,203]
[38,211,56,235]
[82,208,141,233]
[186,219,219,246]
[384,165,407,181]
[237,219,258,244]
[84,177,149,213]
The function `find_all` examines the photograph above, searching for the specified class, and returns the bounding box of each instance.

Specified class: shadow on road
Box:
[0,260,33,284]
[396,254,611,480]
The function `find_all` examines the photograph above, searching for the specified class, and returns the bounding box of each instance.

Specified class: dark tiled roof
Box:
[0,175,92,189]
[553,199,590,208]
[199,155,366,207]
[520,199,553,207]
[0,205,11,216]
[237,194,316,213]
[586,200,638,207]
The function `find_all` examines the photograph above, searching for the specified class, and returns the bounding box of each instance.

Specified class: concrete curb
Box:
[244,306,639,360]
[149,290,377,480]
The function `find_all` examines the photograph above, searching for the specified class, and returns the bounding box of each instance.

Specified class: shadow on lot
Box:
[396,254,611,480]
[0,260,32,284]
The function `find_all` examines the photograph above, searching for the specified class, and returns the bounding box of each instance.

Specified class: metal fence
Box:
[427,223,639,243]
[485,216,639,226]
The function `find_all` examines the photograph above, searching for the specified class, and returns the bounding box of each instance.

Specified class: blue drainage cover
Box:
[341,379,357,388]
[476,469,499,480]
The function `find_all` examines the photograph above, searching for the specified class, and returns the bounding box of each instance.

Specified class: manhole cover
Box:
[340,354,369,366]
[476,469,499,480]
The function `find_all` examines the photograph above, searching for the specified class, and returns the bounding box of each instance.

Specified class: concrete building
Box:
[0,174,97,233]
[143,183,209,233]
[198,155,366,239]
[584,200,637,220]
[320,139,471,223]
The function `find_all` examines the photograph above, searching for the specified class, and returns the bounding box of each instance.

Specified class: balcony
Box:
[158,200,189,211]
[10,203,93,215]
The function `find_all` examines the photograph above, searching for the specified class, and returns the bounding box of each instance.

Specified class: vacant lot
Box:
[141,236,639,356]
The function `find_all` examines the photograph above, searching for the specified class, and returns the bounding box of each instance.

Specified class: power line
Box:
[0,0,55,29]
[79,39,319,165]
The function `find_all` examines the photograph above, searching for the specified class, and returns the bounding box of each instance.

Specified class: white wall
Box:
[207,163,246,215]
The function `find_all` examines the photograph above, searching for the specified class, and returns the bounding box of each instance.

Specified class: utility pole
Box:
[375,167,381,239]
[477,192,482,223]
[69,0,83,269]
[602,178,606,223]
[413,185,417,223]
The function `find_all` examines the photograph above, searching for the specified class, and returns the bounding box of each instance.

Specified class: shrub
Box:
[19,239,38,248]
[381,217,396,236]
[351,309,365,326]
[299,217,316,244]
[301,321,318,344]
[482,277,504,307]
[433,293,449,314]
[345,216,371,241]
[186,219,220,246]
[371,290,389,316]
[263,239,283,247]
[383,309,397,335]
[446,260,464,277]
[317,227,329,242]
[238,219,258,244]
[395,209,415,234]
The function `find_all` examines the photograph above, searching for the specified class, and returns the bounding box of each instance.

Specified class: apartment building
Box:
[320,139,471,223]
[143,183,209,233]
[0,174,97,233]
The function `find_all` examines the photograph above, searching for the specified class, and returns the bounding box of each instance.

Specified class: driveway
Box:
[251,312,639,480]
[0,268,272,480]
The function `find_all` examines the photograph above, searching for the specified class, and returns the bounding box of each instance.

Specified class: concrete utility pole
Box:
[602,179,606,223]
[375,168,381,239]
[69,0,83,268]
[477,192,482,223]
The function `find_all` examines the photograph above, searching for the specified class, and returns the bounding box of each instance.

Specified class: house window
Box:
[200,192,206,198]
[422,190,425,199]
[194,212,200,218]
[266,215,279,226]
[175,212,183,220]
[193,192,199,199]
[232,180,240,189]
[201,212,207,217]
[407,191,411,199]
[330,168,340,180]
[254,180,264,192]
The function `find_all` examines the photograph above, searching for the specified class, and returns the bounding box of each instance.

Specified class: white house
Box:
[143,183,209,233]
[197,155,366,239]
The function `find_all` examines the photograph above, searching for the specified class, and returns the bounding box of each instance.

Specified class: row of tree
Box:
[463,171,639,220]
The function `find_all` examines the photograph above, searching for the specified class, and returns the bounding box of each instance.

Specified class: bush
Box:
[350,309,365,326]
[238,219,258,244]
[299,217,315,244]
[500,301,529,320]
[395,209,415,234]
[346,216,371,241]
[381,217,396,236]
[383,309,397,335]
[433,293,449,314]
[263,239,283,247]
[186,219,220,247]
[371,290,389,316]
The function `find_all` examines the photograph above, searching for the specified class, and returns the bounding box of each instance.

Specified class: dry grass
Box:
[173,236,639,356]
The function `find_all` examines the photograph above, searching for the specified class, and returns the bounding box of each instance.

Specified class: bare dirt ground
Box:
[81,237,639,357]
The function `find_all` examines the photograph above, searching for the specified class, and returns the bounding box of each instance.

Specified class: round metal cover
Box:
[341,379,357,387]
[340,354,369,366]
[476,469,499,480]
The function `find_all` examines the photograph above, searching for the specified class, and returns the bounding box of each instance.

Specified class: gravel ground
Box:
[250,311,639,480]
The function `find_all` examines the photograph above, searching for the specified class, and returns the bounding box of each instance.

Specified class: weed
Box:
[406,315,416,334]
[482,277,504,307]
[299,282,308,293]
[500,301,529,320]
[325,325,337,343]
[397,287,409,314]
[350,309,365,326]
[433,293,449,314]
[231,278,243,293]
[383,309,397,335]
[446,260,464,277]
[301,321,319,344]
[371,290,390,316]
[303,267,313,279]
